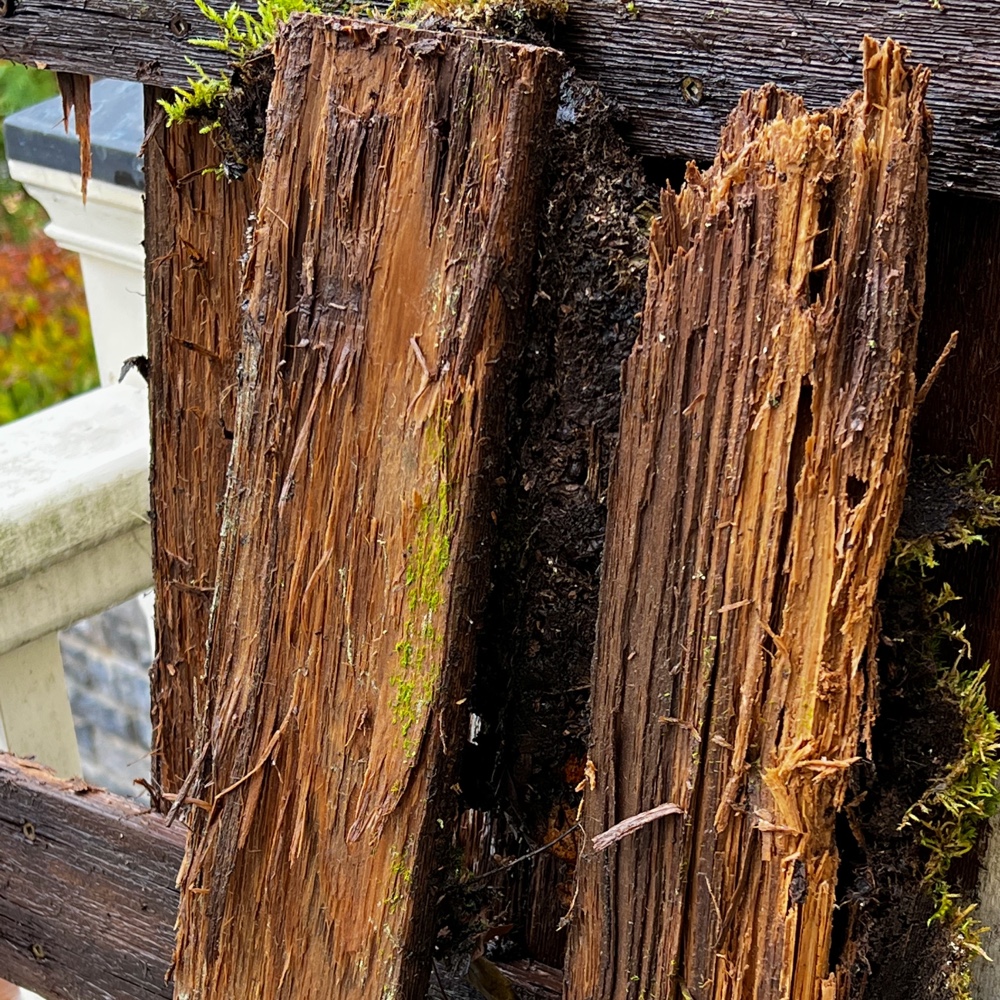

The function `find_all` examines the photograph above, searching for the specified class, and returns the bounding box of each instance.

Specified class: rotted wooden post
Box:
[143,104,261,802]
[145,16,562,998]
[567,39,930,1000]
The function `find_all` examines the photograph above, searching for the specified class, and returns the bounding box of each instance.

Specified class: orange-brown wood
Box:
[169,17,561,998]
[567,38,930,1000]
[143,104,260,802]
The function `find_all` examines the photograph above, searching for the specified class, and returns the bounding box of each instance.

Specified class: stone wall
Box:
[58,595,152,797]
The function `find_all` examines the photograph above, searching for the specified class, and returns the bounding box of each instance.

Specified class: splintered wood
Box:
[170,16,560,999]
[56,72,91,199]
[143,115,260,801]
[567,38,929,1000]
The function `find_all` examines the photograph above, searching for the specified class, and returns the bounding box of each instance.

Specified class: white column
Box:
[0,634,81,777]
[6,161,146,387]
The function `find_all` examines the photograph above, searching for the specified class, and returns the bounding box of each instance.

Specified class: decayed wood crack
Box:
[567,37,930,1000]
[170,16,562,999]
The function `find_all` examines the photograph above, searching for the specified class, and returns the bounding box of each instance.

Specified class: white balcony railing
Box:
[0,94,150,780]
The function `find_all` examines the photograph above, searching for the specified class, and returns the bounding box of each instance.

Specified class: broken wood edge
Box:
[566,35,930,1000]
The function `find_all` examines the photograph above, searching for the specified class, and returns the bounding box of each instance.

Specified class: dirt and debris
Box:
[212,51,274,168]
[451,75,656,967]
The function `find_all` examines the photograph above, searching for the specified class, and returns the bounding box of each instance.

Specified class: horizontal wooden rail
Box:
[0,752,561,999]
[0,0,997,194]
[561,0,1000,196]
[0,0,218,91]
[0,753,183,1000]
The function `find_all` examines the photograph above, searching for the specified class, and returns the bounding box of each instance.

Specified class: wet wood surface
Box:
[0,754,183,1000]
[168,16,561,999]
[143,95,260,803]
[566,38,930,1000]
[0,0,997,193]
[560,0,999,196]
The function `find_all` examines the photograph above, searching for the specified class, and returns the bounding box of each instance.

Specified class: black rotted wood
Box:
[0,754,184,1000]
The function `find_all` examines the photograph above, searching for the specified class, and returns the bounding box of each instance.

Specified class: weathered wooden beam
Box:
[0,0,225,89]
[167,16,562,998]
[0,753,184,1000]
[566,38,929,1000]
[0,1,997,194]
[142,94,260,803]
[562,0,999,197]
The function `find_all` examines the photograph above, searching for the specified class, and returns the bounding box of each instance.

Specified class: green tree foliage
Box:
[0,61,97,424]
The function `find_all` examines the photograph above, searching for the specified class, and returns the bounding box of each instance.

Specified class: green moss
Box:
[390,420,454,759]
[384,0,567,40]
[161,0,565,136]
[385,844,415,910]
[894,459,1000,572]
[158,0,321,129]
[891,459,1000,999]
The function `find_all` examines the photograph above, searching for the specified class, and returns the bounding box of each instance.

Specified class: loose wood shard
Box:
[56,72,91,200]
[171,16,561,999]
[567,37,929,1000]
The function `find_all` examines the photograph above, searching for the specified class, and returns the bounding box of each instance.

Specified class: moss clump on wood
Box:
[386,0,567,42]
[894,460,1000,1000]
[836,458,1000,1000]
[158,0,322,172]
[159,0,319,127]
[392,460,452,761]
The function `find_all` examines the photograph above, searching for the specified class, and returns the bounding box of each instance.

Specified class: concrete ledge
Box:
[0,385,152,655]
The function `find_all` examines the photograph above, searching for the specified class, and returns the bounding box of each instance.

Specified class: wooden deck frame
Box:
[2,3,1000,999]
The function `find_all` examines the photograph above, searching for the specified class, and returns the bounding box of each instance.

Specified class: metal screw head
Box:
[169,12,190,36]
[681,76,705,106]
